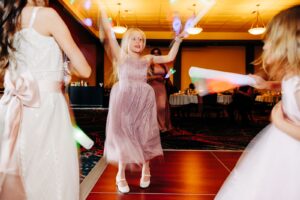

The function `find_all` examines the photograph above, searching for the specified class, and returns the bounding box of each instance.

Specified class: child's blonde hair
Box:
[110,28,146,84]
[262,5,300,81]
[120,28,146,56]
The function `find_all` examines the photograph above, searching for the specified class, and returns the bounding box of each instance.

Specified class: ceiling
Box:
[58,0,300,40]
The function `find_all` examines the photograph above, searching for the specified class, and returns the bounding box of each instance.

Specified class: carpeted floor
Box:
[75,107,271,181]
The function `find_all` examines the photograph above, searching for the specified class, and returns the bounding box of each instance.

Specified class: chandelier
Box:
[186,4,203,35]
[112,3,127,34]
[248,4,266,35]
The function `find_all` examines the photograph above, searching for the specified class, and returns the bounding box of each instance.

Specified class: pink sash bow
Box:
[0,70,40,196]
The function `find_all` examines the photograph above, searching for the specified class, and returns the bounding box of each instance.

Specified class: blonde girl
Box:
[98,3,185,193]
[216,5,300,200]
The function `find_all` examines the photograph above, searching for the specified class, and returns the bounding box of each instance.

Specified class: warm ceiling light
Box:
[187,27,203,35]
[112,26,127,34]
[112,3,127,34]
[186,4,203,35]
[248,27,266,35]
[248,4,266,35]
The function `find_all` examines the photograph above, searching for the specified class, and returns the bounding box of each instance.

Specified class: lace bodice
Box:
[118,56,149,83]
[11,7,64,82]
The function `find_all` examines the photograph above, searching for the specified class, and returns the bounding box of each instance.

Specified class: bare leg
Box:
[116,162,129,193]
[140,161,151,188]
[116,163,126,185]
[0,173,26,200]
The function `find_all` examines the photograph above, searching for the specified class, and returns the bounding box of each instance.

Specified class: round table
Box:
[169,94,199,106]
[217,94,232,105]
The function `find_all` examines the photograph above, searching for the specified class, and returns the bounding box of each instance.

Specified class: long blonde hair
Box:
[109,28,146,84]
[261,5,300,81]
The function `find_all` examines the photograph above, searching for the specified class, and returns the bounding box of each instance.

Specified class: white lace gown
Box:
[0,8,79,200]
[215,76,300,200]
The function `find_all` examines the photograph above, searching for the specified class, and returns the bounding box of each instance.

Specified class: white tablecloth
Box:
[255,95,281,104]
[217,94,232,105]
[169,94,199,106]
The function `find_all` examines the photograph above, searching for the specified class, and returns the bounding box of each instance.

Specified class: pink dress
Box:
[104,56,163,164]
[148,64,172,132]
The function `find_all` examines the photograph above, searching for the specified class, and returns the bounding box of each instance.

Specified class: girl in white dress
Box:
[0,0,91,199]
[215,5,300,200]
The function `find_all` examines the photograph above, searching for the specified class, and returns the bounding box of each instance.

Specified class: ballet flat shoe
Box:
[140,173,151,188]
[116,177,130,193]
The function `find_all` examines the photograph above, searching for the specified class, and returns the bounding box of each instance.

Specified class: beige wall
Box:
[0,75,3,88]
[71,44,97,86]
[104,52,113,87]
[103,45,259,90]
[181,46,245,90]
[254,46,264,75]
[104,46,174,87]
[0,45,260,90]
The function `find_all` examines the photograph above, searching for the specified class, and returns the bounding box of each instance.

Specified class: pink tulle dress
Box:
[104,56,163,164]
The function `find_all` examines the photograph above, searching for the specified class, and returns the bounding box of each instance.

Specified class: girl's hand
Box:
[271,101,282,122]
[178,31,188,39]
[249,74,268,89]
[271,101,300,141]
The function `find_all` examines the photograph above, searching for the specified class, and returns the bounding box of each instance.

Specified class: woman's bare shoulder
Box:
[38,7,60,19]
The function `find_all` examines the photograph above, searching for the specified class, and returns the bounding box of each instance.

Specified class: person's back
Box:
[15,7,64,82]
[0,3,91,199]
[18,6,91,78]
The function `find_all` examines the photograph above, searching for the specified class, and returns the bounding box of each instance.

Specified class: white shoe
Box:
[116,177,130,193]
[140,173,151,188]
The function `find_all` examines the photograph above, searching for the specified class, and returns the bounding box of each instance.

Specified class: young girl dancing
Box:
[215,5,300,200]
[98,4,185,193]
[0,0,91,199]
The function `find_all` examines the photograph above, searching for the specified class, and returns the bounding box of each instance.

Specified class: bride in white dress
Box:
[215,5,300,200]
[0,0,91,199]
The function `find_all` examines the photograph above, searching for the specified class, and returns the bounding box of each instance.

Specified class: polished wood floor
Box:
[86,150,242,200]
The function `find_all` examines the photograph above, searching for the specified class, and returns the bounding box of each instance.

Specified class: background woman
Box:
[147,48,173,132]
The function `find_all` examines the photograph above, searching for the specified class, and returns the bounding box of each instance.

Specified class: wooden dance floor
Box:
[86,150,241,200]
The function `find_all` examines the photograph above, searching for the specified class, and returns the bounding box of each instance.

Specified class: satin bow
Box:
[0,69,40,173]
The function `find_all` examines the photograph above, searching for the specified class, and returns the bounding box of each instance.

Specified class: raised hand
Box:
[249,74,269,89]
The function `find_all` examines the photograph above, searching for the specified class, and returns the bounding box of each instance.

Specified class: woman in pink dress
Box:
[0,0,91,199]
[98,4,185,193]
[147,48,173,132]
